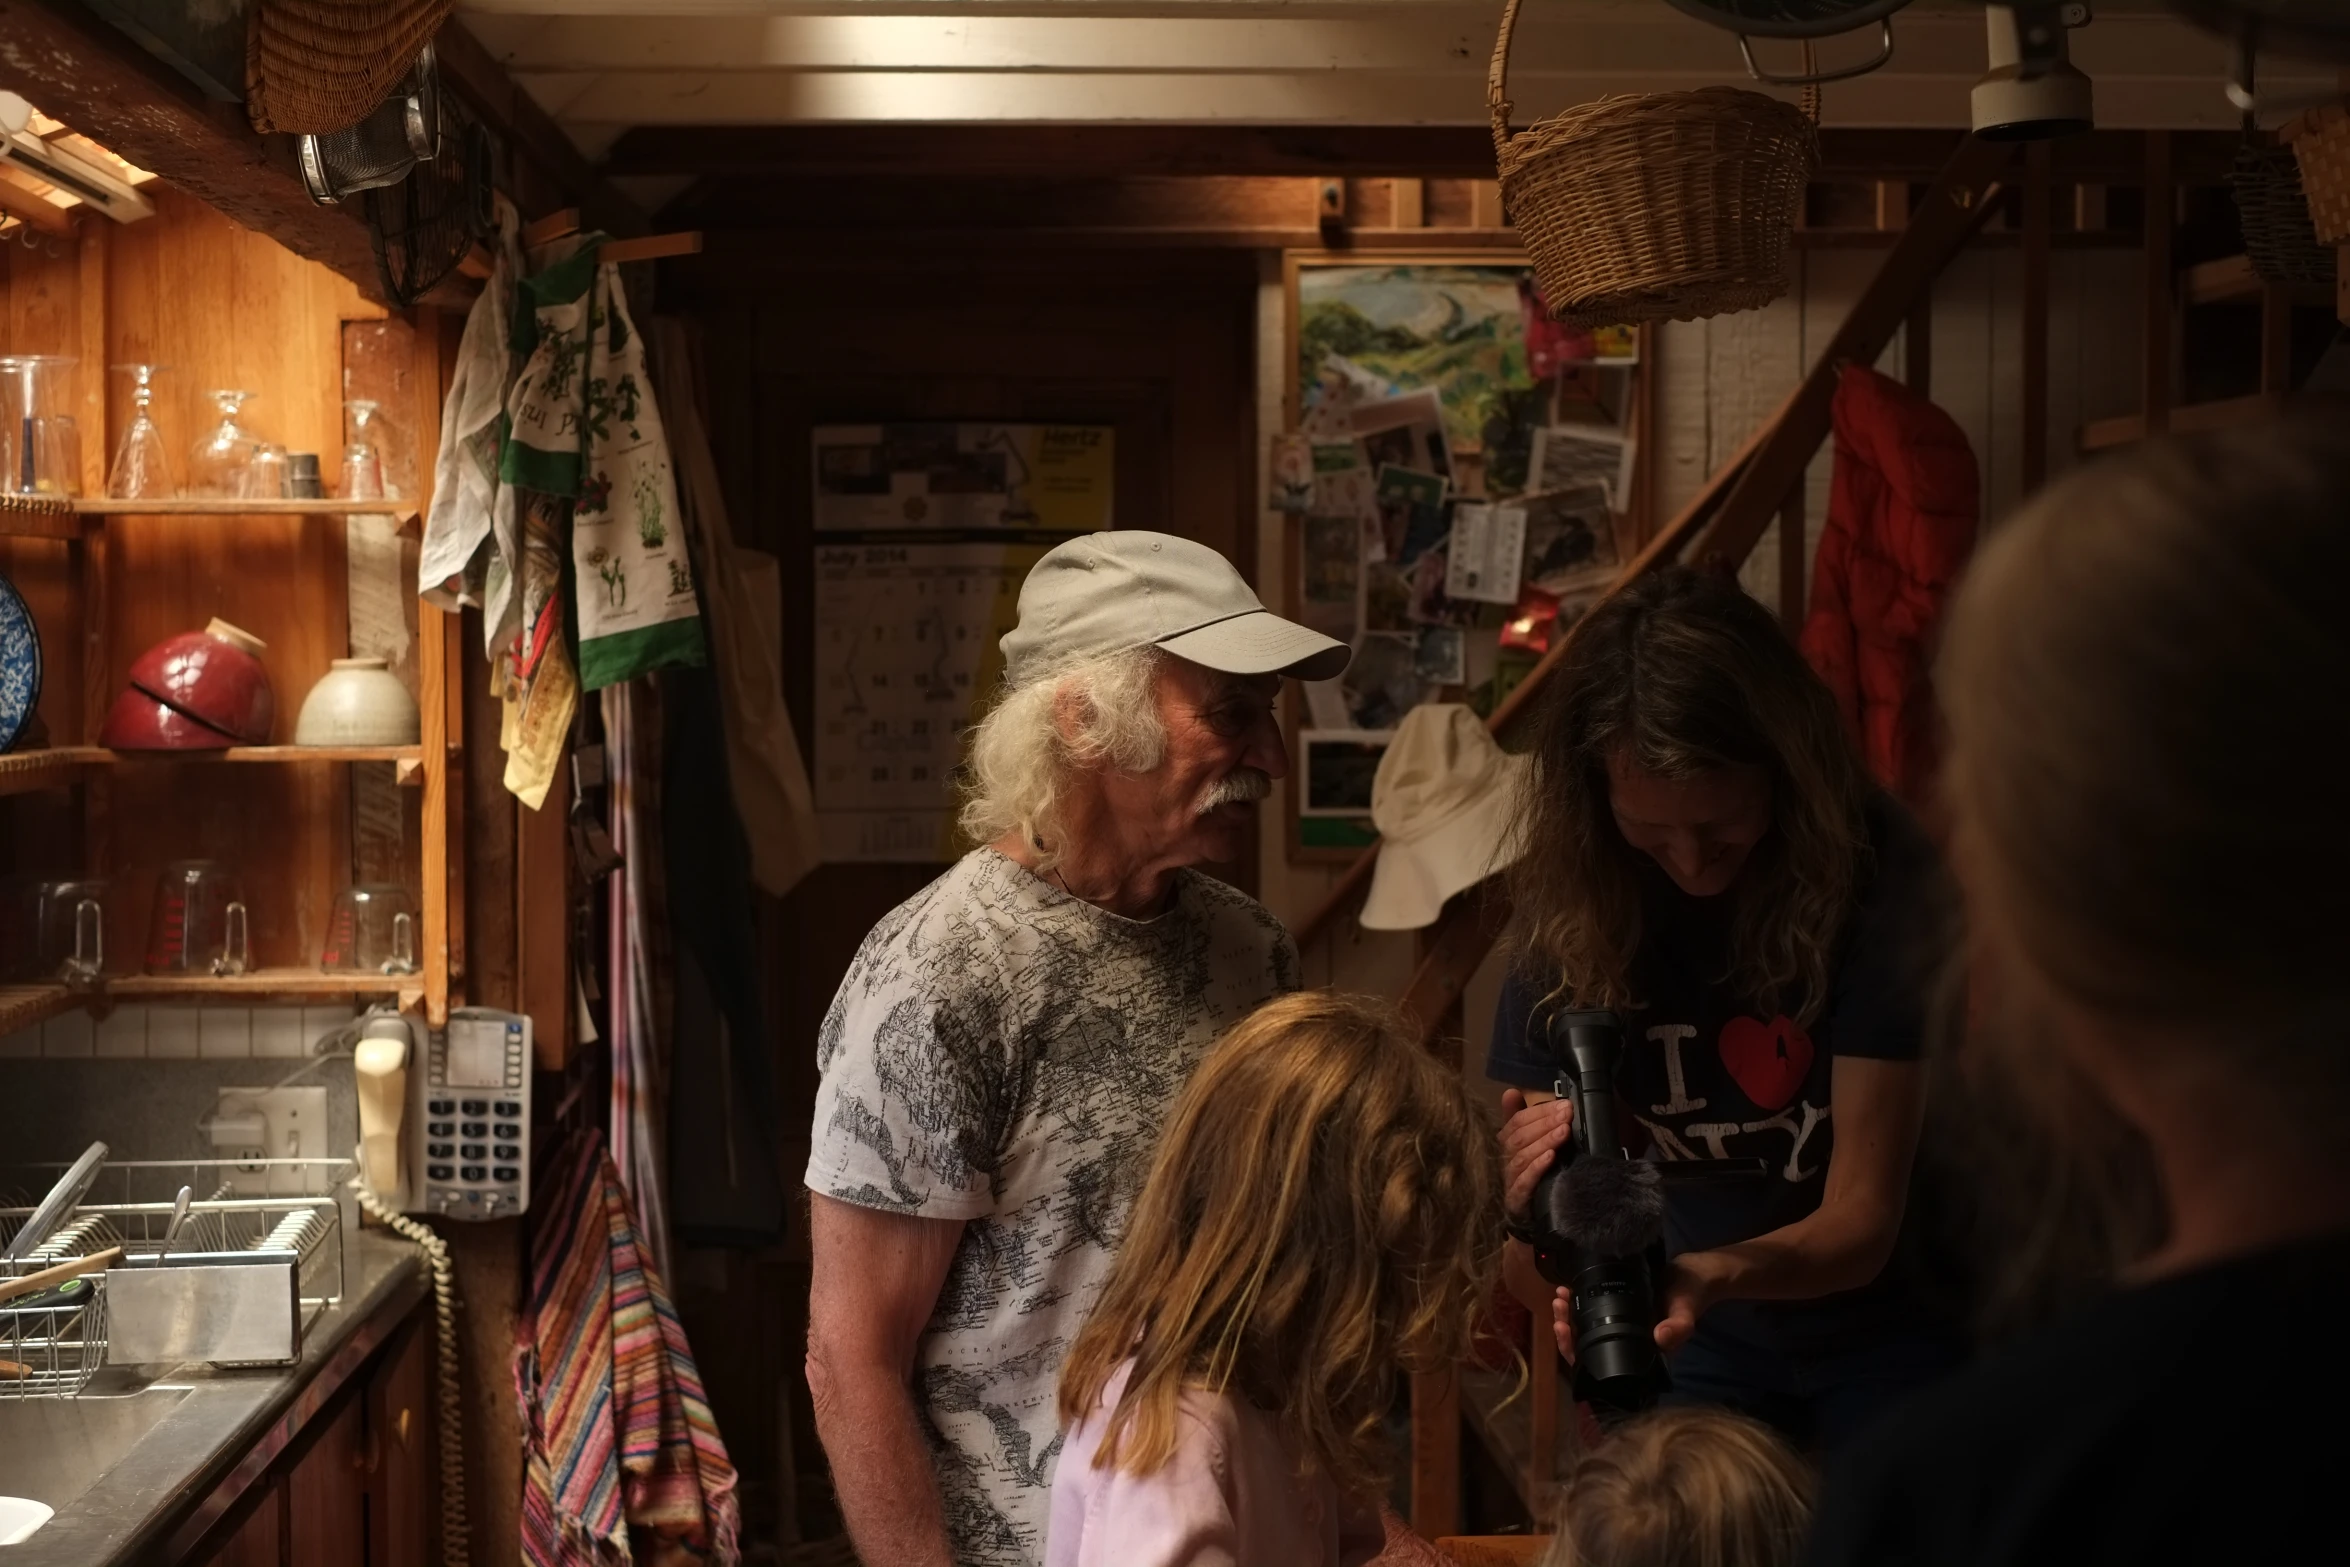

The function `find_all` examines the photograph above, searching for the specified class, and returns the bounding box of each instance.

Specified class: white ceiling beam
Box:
[515,64,2284,128]
[464,9,2276,76]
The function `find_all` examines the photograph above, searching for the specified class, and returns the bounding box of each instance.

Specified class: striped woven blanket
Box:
[519,1128,741,1565]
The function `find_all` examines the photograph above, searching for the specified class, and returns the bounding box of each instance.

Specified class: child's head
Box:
[1545,1408,1814,1567]
[1059,989,1503,1495]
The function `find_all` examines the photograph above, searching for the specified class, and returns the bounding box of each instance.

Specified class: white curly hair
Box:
[958,645,1168,871]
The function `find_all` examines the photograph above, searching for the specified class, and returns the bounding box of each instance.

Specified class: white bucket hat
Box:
[1361,703,1531,931]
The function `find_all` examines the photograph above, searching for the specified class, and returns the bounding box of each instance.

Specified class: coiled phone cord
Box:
[352,1177,472,1567]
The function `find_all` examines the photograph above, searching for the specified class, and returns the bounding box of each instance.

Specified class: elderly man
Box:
[804,530,1348,1567]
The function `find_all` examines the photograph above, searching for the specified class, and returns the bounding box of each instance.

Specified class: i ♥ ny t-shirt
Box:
[1490,793,1946,1341]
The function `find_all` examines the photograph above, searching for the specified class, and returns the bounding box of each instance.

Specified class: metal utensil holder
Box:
[0,1158,354,1390]
[0,1258,108,1399]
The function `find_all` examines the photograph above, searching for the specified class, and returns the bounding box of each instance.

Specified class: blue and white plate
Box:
[0,570,41,754]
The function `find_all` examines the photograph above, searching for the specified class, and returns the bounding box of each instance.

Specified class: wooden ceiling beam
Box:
[603,123,2242,184]
[0,0,383,296]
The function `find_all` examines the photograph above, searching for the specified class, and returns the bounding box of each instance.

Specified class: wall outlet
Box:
[212,1087,329,1194]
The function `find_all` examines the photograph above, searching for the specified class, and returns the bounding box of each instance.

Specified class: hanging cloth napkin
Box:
[420,198,523,650]
[503,237,708,692]
[518,1127,739,1567]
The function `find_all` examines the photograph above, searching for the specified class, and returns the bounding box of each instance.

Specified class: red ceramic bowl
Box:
[127,620,274,744]
[98,687,240,750]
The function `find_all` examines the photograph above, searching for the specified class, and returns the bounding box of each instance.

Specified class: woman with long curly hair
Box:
[1492,566,1960,1448]
[1049,990,1502,1566]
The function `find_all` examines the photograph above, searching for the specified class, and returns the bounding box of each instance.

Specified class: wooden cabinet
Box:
[191,1306,438,1567]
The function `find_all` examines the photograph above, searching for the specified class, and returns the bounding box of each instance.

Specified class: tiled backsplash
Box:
[0,1004,359,1060]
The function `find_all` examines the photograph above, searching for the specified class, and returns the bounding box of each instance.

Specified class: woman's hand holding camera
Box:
[1499,1087,1574,1217]
[1549,1254,1727,1364]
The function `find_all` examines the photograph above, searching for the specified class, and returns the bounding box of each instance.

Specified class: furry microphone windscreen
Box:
[1546,1156,1665,1258]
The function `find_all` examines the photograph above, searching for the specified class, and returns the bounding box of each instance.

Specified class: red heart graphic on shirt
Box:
[1718,1015,1815,1112]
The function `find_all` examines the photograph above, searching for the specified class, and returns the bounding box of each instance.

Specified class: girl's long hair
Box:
[1058,990,1503,1498]
[1508,567,1871,1025]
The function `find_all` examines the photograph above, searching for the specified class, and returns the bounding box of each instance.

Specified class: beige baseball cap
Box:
[1361,703,1531,931]
[1001,530,1350,686]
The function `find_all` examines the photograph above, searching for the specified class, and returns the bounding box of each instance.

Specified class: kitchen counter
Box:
[1,1228,427,1566]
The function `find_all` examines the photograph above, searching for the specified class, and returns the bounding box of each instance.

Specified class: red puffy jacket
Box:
[1798,364,1979,813]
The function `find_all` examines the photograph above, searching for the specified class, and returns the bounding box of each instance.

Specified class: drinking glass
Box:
[0,354,79,495]
[107,363,176,499]
[336,441,384,502]
[344,399,405,499]
[188,390,264,500]
[320,884,418,975]
[240,442,289,500]
[146,860,250,976]
[34,878,112,985]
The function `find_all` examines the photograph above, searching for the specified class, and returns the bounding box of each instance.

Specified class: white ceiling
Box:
[454,0,2337,160]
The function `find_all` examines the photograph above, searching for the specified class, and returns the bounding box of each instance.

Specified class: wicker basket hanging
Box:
[2231,138,2335,287]
[1489,0,1819,330]
[2282,102,2350,248]
[248,0,457,136]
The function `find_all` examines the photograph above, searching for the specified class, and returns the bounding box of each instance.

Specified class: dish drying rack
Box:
[0,1157,353,1398]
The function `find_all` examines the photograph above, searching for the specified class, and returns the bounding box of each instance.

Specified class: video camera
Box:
[1522,1008,1764,1414]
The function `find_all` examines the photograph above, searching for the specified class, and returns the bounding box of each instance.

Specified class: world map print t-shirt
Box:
[1489,793,1947,1342]
[806,849,1300,1567]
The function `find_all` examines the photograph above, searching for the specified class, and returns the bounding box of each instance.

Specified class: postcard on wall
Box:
[1528,424,1633,507]
[1445,502,1527,605]
[1373,464,1450,567]
[1523,485,1621,591]
[1302,678,1353,731]
[1414,626,1467,686]
[1300,728,1396,817]
[1299,512,1362,642]
[1341,630,1424,730]
[1352,387,1453,481]
[1269,432,1315,513]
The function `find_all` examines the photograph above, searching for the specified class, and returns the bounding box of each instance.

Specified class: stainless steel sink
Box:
[0,1382,189,1517]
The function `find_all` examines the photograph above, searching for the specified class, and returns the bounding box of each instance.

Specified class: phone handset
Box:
[354,1012,418,1208]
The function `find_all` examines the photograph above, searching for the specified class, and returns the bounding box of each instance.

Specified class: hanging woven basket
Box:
[2282,101,2350,248]
[2231,138,2335,287]
[1489,0,1819,329]
[248,0,457,136]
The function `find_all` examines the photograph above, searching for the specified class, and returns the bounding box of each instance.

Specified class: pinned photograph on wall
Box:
[1523,485,1621,591]
[1407,546,1477,629]
[1528,425,1633,507]
[1352,387,1453,481]
[1302,678,1353,731]
[1341,630,1423,730]
[1414,626,1466,687]
[1300,353,1384,445]
[1300,728,1396,817]
[1445,502,1527,605]
[1373,464,1450,566]
[1300,266,1535,454]
[1364,559,1414,632]
[1499,583,1562,655]
[1269,432,1315,513]
[1299,513,1361,642]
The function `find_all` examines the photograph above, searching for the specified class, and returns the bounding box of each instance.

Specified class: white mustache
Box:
[1197,768,1274,814]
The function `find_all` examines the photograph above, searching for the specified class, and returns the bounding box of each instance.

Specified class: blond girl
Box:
[1048,990,1503,1567]
[1542,1407,1813,1567]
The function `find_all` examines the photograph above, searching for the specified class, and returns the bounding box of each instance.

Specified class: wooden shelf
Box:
[1,744,426,795]
[1,973,421,1036]
[108,969,418,1003]
[1,498,422,542]
[0,983,76,1038]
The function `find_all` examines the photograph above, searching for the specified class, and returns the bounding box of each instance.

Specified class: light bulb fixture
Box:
[1973,3,2095,142]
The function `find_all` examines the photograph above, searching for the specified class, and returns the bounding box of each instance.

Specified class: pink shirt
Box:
[1046,1360,1385,1567]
